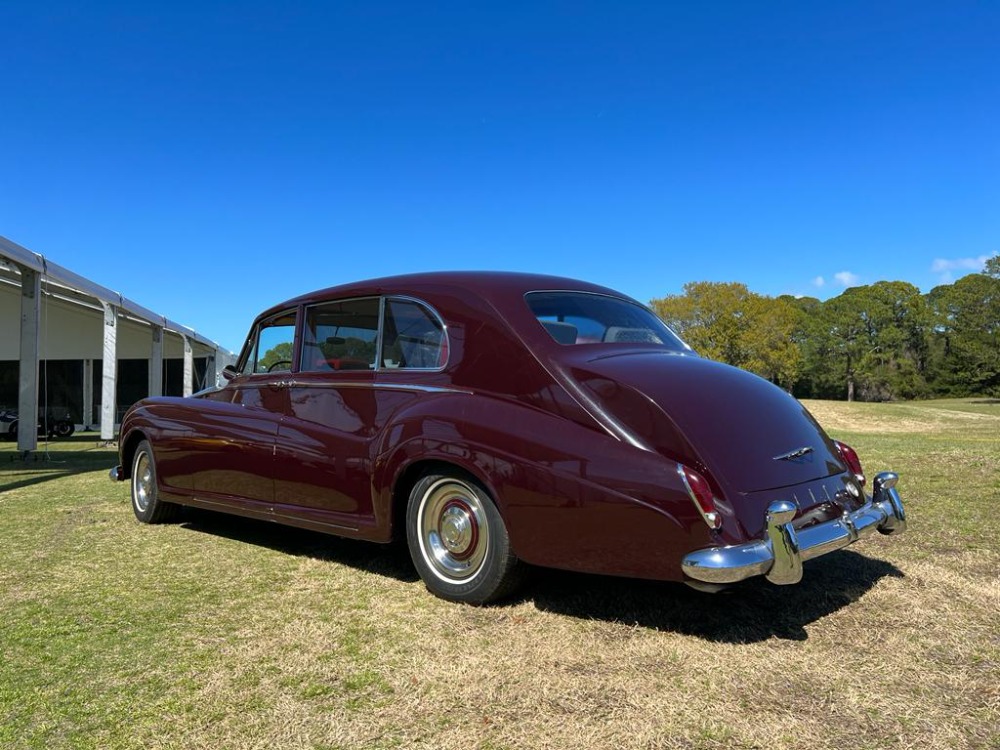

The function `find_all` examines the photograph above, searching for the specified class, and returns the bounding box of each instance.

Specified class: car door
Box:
[273,297,382,530]
[191,310,297,507]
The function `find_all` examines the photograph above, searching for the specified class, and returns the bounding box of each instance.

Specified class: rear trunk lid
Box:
[562,349,844,495]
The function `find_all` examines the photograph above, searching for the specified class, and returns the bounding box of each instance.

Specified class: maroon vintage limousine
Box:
[111,272,906,603]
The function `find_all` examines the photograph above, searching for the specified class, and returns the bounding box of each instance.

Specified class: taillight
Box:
[833,440,866,486]
[677,463,722,530]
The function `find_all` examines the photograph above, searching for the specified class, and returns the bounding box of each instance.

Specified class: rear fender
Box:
[373,394,715,580]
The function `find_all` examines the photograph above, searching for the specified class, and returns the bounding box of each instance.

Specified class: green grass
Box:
[1,402,998,750]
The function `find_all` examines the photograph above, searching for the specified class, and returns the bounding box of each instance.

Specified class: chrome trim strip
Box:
[287,380,472,395]
[375,295,386,369]
[682,470,907,585]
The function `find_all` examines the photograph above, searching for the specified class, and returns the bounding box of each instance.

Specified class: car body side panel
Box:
[123,389,282,505]
[274,371,380,516]
[195,382,286,503]
[370,391,716,580]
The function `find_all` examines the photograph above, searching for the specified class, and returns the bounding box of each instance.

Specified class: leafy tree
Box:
[653,281,748,363]
[651,282,801,387]
[651,273,995,401]
[820,290,868,401]
[740,295,803,388]
[926,273,1000,396]
[984,254,1000,278]
[820,282,930,401]
[259,342,293,371]
[779,295,840,399]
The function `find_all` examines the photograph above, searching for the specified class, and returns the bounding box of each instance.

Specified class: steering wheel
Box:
[266,360,293,373]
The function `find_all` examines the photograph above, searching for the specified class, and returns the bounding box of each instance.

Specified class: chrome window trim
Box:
[378,295,450,372]
[374,296,386,369]
[300,295,382,373]
[237,308,300,376]
[296,294,450,374]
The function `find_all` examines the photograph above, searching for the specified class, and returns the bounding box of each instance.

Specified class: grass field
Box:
[1,399,997,750]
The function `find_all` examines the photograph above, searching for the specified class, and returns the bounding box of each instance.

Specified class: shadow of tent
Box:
[2,447,117,492]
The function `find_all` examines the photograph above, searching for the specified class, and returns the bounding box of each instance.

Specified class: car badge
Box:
[772,446,814,462]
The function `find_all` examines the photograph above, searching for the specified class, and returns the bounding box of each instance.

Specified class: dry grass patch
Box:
[1,405,998,750]
[801,398,1000,434]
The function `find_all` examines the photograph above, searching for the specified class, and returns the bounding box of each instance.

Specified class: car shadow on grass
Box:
[177,507,420,583]
[176,507,902,642]
[526,551,904,642]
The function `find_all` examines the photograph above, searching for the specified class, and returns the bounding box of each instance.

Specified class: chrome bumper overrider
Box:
[682,471,907,586]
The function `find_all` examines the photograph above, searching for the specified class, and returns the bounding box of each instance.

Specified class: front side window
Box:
[243,311,297,374]
[380,298,447,369]
[526,291,689,350]
[301,298,380,371]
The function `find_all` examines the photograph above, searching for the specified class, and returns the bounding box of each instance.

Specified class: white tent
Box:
[0,235,234,452]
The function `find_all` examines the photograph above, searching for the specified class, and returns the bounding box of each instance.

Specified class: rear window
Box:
[526,291,689,350]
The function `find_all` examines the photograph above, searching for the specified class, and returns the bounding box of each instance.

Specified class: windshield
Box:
[525,291,689,350]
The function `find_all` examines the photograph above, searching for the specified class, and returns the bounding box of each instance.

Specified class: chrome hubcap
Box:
[133,452,152,512]
[439,501,478,558]
[418,479,488,583]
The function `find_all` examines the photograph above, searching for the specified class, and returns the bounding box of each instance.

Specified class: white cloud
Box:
[812,276,825,288]
[834,271,860,287]
[931,255,988,274]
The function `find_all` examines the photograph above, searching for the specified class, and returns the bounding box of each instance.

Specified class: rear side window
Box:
[301,298,380,371]
[526,291,688,350]
[380,298,447,369]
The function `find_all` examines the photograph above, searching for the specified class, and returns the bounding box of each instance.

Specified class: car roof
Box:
[261,271,638,317]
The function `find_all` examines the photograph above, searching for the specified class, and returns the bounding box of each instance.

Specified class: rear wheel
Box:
[406,471,524,604]
[54,420,75,438]
[131,440,180,523]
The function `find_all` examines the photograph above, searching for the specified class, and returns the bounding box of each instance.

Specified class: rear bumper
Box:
[110,465,125,482]
[682,471,907,586]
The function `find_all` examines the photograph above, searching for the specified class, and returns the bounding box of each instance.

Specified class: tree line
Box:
[651,255,1000,401]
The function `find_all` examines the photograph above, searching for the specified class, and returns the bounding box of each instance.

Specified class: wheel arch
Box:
[388,457,500,543]
[119,428,150,480]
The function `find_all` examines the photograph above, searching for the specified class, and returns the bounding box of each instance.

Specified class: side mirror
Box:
[222,365,239,382]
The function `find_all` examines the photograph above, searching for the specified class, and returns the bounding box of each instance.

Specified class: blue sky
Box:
[2,1,997,353]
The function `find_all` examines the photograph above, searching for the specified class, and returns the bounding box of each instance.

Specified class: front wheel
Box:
[406,472,524,604]
[131,440,180,523]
